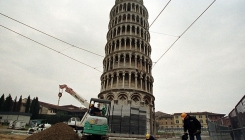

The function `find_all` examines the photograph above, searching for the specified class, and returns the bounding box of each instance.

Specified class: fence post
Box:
[234,96,245,139]
[229,111,236,140]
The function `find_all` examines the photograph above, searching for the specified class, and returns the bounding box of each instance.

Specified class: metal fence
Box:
[110,105,147,135]
[229,95,245,140]
[207,95,245,140]
[157,127,208,132]
[207,119,232,140]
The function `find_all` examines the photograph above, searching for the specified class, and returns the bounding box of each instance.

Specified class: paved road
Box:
[156,136,210,140]
[137,136,210,140]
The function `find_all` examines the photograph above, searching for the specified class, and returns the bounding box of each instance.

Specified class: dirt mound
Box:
[25,122,80,140]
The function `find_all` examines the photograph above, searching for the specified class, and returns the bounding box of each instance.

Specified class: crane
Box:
[59,84,89,108]
[58,84,111,140]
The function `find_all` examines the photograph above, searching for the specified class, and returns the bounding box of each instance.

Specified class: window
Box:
[175,116,179,118]
[166,122,167,124]
[200,120,203,123]
[176,120,179,124]
[199,115,202,118]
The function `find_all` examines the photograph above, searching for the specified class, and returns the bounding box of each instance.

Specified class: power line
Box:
[0,24,103,73]
[153,0,216,67]
[149,0,171,28]
[149,31,179,37]
[0,12,104,57]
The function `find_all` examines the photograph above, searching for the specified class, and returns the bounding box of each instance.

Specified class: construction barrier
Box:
[229,95,245,140]
[207,119,231,140]
[207,95,245,140]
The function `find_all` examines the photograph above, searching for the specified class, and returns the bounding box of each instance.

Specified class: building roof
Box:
[155,111,172,119]
[39,101,87,113]
[173,111,226,116]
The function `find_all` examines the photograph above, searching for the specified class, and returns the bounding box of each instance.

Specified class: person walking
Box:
[181,112,202,140]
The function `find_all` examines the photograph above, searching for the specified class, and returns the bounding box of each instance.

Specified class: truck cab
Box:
[83,98,111,136]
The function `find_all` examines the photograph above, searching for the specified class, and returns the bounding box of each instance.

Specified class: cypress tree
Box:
[12,96,17,112]
[30,97,40,119]
[0,94,4,111]
[25,96,31,113]
[29,97,35,114]
[2,94,13,111]
[17,95,22,112]
[32,97,40,119]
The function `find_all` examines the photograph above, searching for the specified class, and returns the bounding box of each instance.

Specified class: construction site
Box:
[1,0,244,140]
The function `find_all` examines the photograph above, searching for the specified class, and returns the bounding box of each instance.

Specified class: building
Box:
[38,101,87,116]
[155,112,174,131]
[20,98,87,116]
[156,111,226,131]
[0,112,32,124]
[98,0,155,134]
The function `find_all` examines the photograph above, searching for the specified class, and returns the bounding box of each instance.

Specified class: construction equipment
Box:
[28,123,51,134]
[59,84,111,140]
[67,117,80,128]
[8,120,26,130]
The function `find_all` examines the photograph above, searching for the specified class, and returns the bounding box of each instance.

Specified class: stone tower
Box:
[98,0,155,134]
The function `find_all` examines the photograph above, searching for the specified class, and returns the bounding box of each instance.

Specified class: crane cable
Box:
[0,24,103,73]
[149,0,172,28]
[153,0,216,67]
[0,12,104,57]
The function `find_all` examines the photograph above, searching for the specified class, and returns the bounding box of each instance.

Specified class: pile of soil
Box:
[25,123,80,140]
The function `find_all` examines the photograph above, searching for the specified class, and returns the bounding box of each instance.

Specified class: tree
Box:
[33,97,40,119]
[16,95,22,112]
[30,97,40,119]
[2,94,13,111]
[0,94,4,111]
[29,97,35,114]
[12,96,17,112]
[25,96,31,113]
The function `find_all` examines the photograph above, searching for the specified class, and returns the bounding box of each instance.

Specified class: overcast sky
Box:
[0,0,244,116]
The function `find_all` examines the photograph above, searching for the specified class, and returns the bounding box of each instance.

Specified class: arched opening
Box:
[124,72,129,87]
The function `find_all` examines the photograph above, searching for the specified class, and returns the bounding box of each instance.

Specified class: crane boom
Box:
[59,84,90,108]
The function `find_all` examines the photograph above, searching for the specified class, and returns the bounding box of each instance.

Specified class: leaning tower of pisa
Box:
[98,0,155,134]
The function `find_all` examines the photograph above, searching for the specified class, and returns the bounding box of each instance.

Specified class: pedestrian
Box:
[145,134,156,140]
[181,112,202,140]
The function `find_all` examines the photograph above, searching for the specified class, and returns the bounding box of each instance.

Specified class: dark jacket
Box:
[183,115,201,135]
[146,135,155,140]
[89,107,100,115]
